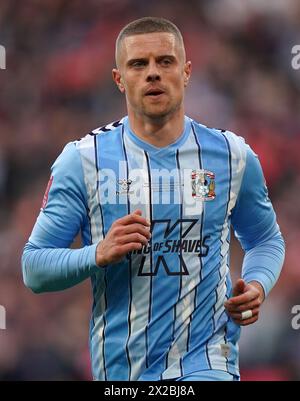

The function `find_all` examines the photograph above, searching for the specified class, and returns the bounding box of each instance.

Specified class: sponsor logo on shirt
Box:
[131,219,210,276]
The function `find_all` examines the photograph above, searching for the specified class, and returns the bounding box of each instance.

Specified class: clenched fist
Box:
[224,279,265,326]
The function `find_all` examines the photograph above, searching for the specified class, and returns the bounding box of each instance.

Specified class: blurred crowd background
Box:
[0,0,300,381]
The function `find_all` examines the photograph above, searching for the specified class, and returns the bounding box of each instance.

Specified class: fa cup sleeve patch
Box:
[41,175,54,210]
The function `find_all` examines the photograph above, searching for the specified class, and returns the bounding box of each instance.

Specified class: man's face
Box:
[113,32,191,121]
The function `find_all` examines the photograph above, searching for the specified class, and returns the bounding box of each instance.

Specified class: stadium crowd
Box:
[0,0,300,380]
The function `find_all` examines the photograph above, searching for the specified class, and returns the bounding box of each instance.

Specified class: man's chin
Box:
[143,106,175,121]
[144,111,169,121]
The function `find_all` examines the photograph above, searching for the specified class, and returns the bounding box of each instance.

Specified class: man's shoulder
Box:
[190,118,239,138]
[75,118,125,149]
[190,118,248,153]
[89,118,125,136]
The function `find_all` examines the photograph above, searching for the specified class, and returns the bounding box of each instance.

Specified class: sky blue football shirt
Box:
[22,116,285,380]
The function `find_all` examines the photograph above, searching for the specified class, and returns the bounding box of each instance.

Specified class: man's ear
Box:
[112,69,125,93]
[183,61,192,87]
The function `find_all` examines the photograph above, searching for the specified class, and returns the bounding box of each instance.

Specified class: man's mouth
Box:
[145,89,165,96]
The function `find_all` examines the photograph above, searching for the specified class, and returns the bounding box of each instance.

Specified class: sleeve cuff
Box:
[243,271,274,298]
[89,242,107,270]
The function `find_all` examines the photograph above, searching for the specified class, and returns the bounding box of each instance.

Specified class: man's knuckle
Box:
[114,245,122,254]
[129,215,136,223]
[113,226,122,235]
[112,220,120,228]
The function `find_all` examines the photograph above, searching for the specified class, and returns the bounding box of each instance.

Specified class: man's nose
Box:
[146,62,161,82]
[146,73,161,82]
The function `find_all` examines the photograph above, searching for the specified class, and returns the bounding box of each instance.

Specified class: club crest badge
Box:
[191,170,216,201]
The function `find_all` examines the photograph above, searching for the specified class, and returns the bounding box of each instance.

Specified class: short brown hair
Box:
[115,17,185,66]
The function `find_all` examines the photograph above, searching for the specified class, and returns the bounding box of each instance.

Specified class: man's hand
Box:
[224,279,265,326]
[96,209,151,267]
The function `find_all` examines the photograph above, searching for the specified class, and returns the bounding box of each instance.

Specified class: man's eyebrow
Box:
[156,55,176,61]
[126,55,177,67]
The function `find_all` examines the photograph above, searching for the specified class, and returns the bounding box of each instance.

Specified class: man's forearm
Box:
[241,232,285,298]
[22,242,99,293]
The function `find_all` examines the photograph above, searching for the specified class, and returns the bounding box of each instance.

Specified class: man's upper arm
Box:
[29,142,88,248]
[231,146,279,250]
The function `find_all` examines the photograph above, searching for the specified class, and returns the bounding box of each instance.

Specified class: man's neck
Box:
[127,109,185,148]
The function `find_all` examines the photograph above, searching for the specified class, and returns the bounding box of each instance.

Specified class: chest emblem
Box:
[191,170,216,201]
[117,178,134,195]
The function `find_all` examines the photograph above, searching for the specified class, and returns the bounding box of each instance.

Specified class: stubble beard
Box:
[139,97,182,124]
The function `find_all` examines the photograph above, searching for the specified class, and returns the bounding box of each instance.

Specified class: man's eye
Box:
[161,58,172,66]
[132,61,146,68]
